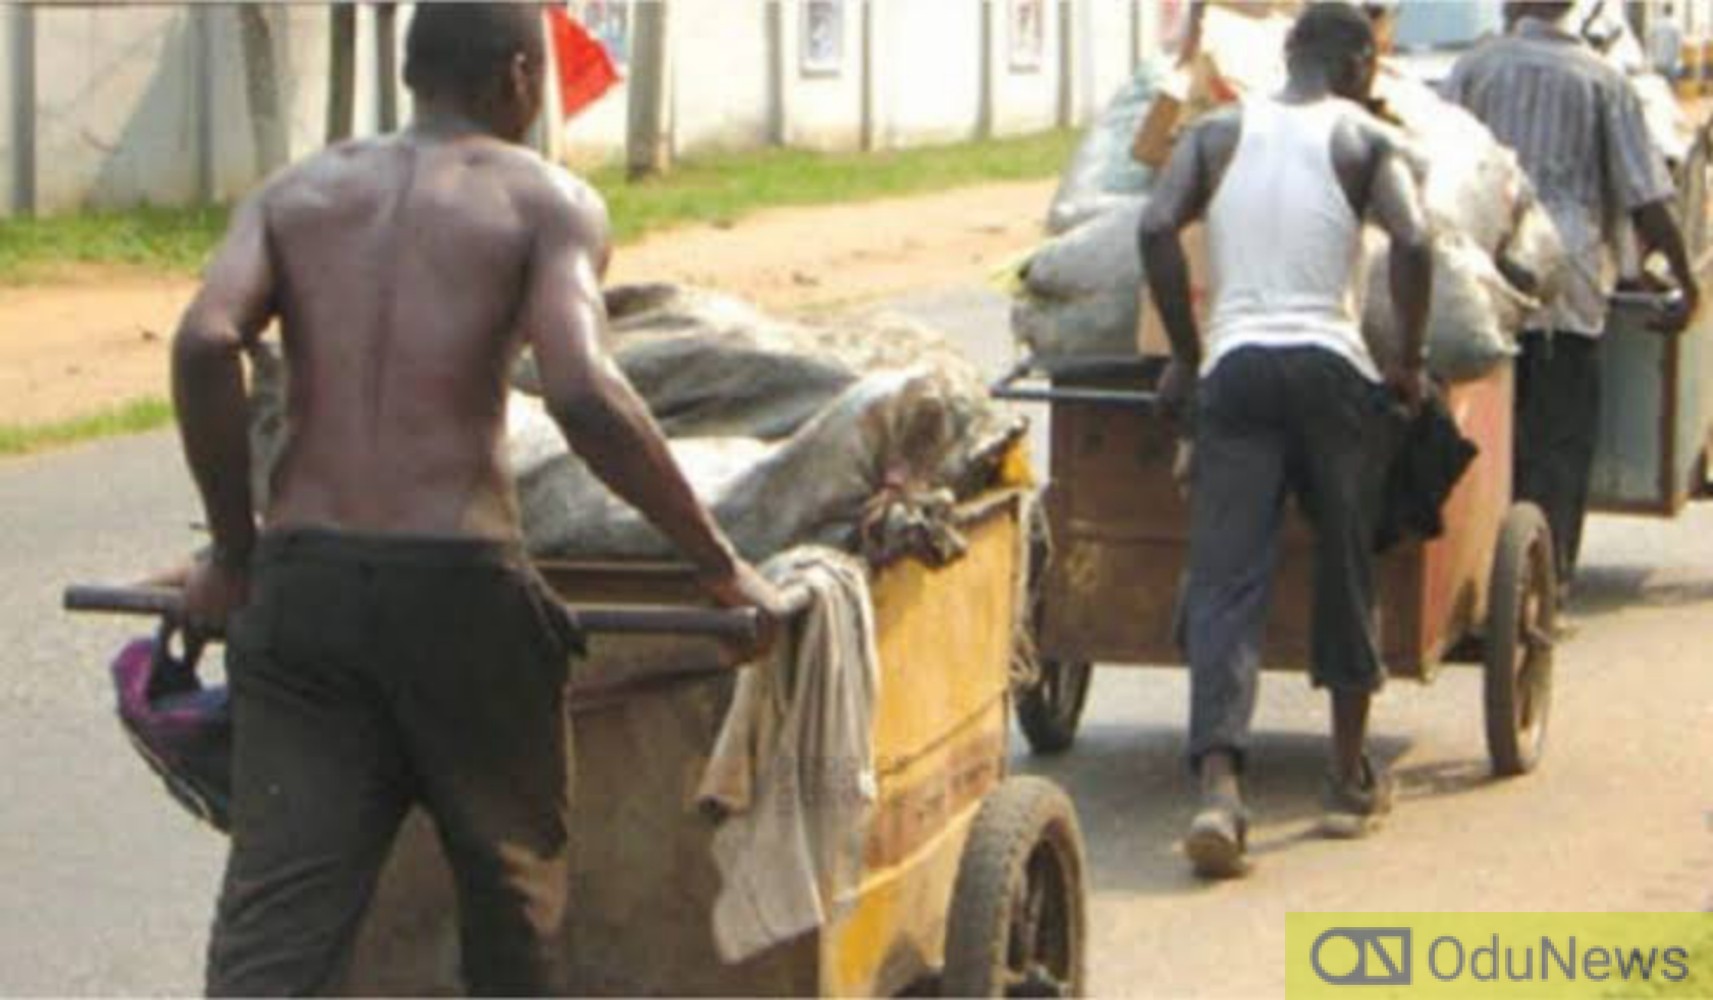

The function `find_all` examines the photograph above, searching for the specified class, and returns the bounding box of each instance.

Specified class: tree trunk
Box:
[626,1,673,179]
[375,3,399,133]
[326,3,357,143]
[239,4,288,175]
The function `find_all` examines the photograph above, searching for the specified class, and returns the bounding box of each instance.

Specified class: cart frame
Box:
[995,355,1556,775]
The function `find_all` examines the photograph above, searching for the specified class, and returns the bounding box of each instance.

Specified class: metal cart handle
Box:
[64,583,812,643]
[990,355,1161,408]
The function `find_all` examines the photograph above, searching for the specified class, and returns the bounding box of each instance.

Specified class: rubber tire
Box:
[1016,660,1093,756]
[1484,502,1556,777]
[943,777,1088,998]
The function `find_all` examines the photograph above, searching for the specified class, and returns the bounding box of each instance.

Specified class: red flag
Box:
[546,6,619,121]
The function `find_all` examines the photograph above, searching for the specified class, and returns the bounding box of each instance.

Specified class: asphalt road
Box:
[3,287,1711,995]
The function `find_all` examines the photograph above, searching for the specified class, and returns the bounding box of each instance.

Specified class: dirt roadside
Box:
[0,178,1053,428]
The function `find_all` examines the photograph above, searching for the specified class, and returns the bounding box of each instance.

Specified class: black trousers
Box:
[1182,347,1394,771]
[206,530,582,997]
[1514,331,1601,584]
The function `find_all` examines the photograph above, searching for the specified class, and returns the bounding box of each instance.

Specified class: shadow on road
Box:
[1013,713,1511,897]
[1568,562,1713,620]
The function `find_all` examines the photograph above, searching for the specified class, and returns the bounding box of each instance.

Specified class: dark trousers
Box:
[1514,331,1601,584]
[1182,347,1392,771]
[206,530,582,997]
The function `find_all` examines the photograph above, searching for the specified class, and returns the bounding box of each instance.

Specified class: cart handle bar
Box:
[990,356,1161,409]
[64,584,811,643]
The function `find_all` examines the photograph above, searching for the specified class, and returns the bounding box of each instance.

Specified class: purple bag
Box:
[111,626,233,832]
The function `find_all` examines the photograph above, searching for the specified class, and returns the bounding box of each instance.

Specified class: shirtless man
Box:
[1139,2,1432,878]
[173,6,780,993]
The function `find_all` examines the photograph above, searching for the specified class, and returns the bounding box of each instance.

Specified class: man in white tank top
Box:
[1138,3,1433,879]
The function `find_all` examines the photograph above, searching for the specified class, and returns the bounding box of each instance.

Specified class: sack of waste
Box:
[1010,67,1567,383]
[514,364,1015,564]
[1047,66,1161,235]
[1372,70,1531,258]
[1362,230,1537,383]
[1012,197,1147,359]
[252,284,1023,565]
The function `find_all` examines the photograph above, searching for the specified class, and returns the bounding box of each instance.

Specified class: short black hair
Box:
[404,3,545,101]
[1287,2,1377,62]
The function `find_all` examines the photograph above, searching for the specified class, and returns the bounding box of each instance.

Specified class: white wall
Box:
[991,0,1063,137]
[879,0,983,147]
[34,6,200,212]
[1080,1,1140,120]
[671,1,774,153]
[781,1,865,151]
[8,1,1170,217]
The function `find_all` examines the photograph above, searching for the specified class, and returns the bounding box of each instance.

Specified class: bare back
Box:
[253,134,606,540]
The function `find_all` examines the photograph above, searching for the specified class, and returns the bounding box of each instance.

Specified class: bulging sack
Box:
[253,284,1021,564]
[1363,231,1535,383]
[1047,67,1161,235]
[1012,197,1146,358]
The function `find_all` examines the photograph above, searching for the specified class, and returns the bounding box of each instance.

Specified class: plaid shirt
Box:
[1446,17,1676,336]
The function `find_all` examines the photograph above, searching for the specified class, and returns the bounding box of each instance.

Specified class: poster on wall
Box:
[571,0,630,73]
[1008,0,1045,72]
[801,0,845,77]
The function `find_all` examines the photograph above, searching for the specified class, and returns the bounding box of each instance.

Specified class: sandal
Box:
[1320,754,1395,840]
[1184,791,1250,879]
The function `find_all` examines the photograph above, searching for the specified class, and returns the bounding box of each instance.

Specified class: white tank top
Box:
[1203,97,1379,382]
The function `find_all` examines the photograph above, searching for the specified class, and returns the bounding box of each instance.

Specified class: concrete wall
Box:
[780,2,866,151]
[2,7,15,214]
[672,1,775,153]
[878,0,982,147]
[8,1,1171,217]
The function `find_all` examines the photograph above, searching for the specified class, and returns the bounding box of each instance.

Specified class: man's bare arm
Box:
[1138,120,1220,371]
[173,192,276,569]
[1632,199,1701,333]
[1366,135,1434,382]
[520,176,742,585]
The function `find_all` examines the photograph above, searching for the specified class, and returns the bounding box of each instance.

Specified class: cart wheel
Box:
[1017,660,1092,756]
[1484,503,1556,777]
[943,777,1087,998]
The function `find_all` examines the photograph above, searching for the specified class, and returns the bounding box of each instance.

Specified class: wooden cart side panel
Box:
[1040,365,1513,676]
[1416,365,1512,669]
[822,708,1007,997]
[820,504,1022,995]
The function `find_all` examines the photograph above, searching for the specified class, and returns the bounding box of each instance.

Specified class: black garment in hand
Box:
[1374,391,1478,553]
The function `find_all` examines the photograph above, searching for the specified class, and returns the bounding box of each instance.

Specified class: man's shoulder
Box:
[512,160,610,243]
[1185,106,1243,159]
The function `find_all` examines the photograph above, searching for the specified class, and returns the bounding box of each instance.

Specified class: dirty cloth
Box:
[1373,392,1479,553]
[695,547,879,964]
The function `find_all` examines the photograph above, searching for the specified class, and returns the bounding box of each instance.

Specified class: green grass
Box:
[589,129,1079,243]
[0,130,1077,452]
[0,129,1077,284]
[0,205,230,285]
[0,397,175,456]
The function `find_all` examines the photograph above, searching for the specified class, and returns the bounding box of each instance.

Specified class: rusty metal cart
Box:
[995,357,1556,778]
[67,487,1089,997]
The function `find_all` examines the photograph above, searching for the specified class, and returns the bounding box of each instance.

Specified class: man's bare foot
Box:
[1320,754,1394,840]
